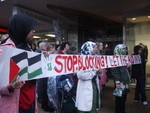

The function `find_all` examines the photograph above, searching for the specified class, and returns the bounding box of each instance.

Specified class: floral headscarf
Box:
[114,44,127,55]
[81,41,96,55]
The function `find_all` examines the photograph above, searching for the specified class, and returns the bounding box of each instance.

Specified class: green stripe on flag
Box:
[28,68,42,79]
[11,75,18,83]
[18,67,28,76]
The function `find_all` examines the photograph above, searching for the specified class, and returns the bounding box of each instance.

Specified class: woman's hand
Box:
[42,51,50,57]
[12,76,25,89]
[7,76,25,92]
[95,67,102,73]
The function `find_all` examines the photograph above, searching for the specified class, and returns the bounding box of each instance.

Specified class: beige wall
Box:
[135,22,150,75]
[126,22,150,83]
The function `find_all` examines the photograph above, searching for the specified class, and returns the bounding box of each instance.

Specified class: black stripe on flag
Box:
[28,54,41,66]
[11,52,28,63]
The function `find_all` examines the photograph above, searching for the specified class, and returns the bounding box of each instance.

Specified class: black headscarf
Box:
[1,14,37,51]
[133,45,142,55]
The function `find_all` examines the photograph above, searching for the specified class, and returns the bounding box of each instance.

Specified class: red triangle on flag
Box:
[9,59,20,83]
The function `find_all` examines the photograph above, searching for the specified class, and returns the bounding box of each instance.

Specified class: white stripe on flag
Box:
[28,61,42,73]
[17,59,28,69]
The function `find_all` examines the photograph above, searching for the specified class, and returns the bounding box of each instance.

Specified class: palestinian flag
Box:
[9,52,42,83]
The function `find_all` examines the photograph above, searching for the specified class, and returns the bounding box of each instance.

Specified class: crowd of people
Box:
[0,14,148,113]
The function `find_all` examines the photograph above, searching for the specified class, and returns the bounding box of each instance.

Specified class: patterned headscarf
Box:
[81,41,96,55]
[114,44,127,55]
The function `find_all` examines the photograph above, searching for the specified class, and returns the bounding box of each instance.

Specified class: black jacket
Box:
[131,45,144,78]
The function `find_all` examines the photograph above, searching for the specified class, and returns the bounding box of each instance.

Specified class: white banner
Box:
[0,47,141,86]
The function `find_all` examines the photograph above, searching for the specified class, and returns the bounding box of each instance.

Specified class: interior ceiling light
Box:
[45,34,55,37]
[148,16,150,18]
[132,18,136,20]
[0,0,5,2]
[33,36,40,38]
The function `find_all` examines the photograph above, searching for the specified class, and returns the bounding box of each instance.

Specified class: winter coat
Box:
[99,69,107,85]
[111,44,130,85]
[75,70,100,111]
[111,66,130,85]
[131,45,144,78]
[0,38,38,113]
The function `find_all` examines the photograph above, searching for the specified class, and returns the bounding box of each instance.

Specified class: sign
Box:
[0,47,141,86]
[13,6,53,24]
[52,20,62,41]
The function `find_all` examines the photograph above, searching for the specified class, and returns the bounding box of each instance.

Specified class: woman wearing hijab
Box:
[111,44,131,113]
[75,41,101,113]
[0,14,37,113]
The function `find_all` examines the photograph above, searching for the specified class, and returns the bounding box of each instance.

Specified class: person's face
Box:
[65,44,70,50]
[122,47,127,55]
[57,46,61,51]
[92,45,98,54]
[51,47,56,54]
[138,48,142,54]
[99,42,103,50]
[26,29,35,41]
[40,44,47,52]
[47,46,55,54]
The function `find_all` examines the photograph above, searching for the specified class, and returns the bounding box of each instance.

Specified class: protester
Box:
[46,43,56,54]
[0,76,25,113]
[132,45,148,105]
[54,44,61,54]
[75,41,101,113]
[111,44,131,113]
[59,42,70,54]
[40,42,55,112]
[57,41,78,113]
[36,41,47,104]
[96,41,108,98]
[139,43,148,83]
[0,14,37,113]
[47,43,61,113]
[96,41,105,55]
[35,41,47,53]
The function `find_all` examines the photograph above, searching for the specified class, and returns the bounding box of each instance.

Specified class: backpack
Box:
[56,74,77,113]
